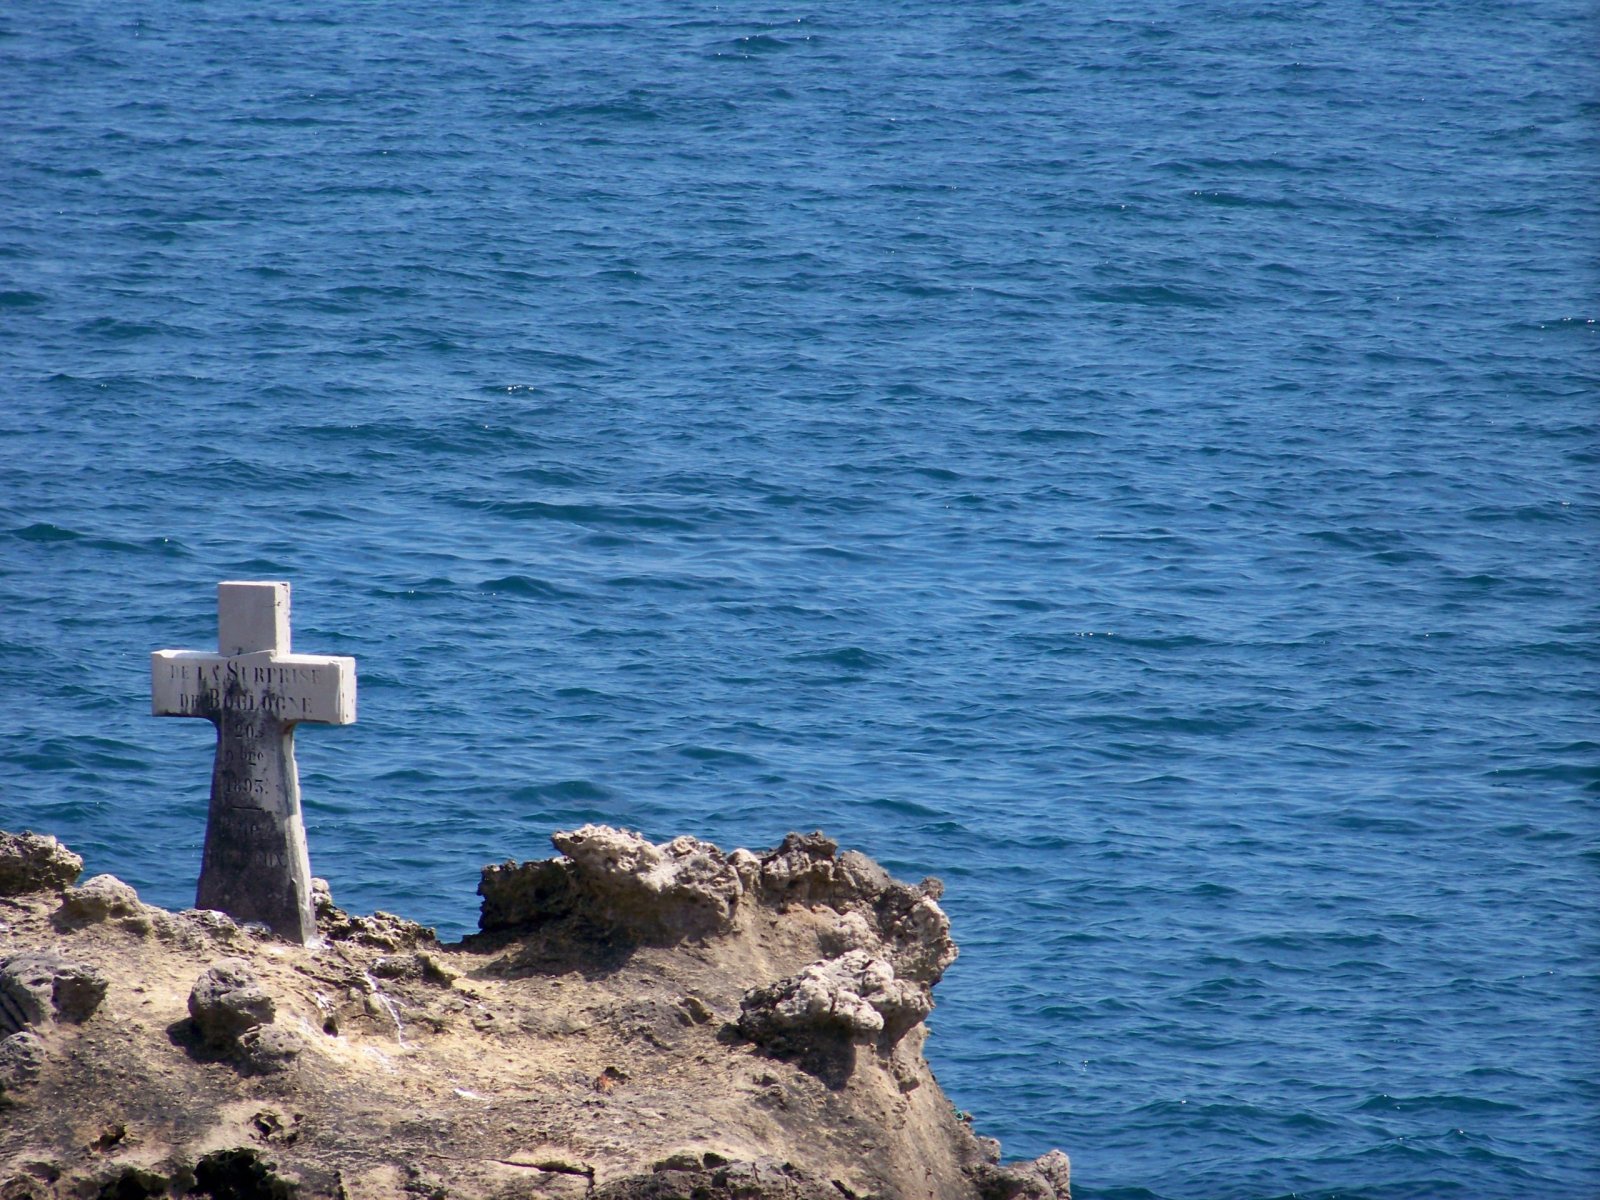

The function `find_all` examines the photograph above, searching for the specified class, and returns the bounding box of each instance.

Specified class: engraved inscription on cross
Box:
[152,581,356,944]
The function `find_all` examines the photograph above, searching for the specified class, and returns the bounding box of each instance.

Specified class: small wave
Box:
[1531,316,1596,334]
[866,796,944,819]
[1354,1093,1524,1116]
[373,767,440,784]
[537,97,662,124]
[784,646,889,671]
[9,522,82,542]
[480,575,585,600]
[1485,761,1600,785]
[1014,426,1105,443]
[371,578,458,601]
[717,33,800,55]
[1076,283,1231,308]
[673,743,762,765]
[1187,189,1299,209]
[507,779,612,803]
[1328,813,1430,835]
[71,317,175,340]
[463,499,696,531]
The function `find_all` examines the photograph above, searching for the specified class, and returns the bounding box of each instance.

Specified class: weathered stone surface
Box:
[56,875,144,928]
[738,949,933,1052]
[0,954,107,1034]
[817,910,876,957]
[369,951,456,987]
[477,857,575,933]
[0,826,1070,1200]
[156,907,249,955]
[756,832,842,905]
[735,832,957,986]
[151,580,357,944]
[873,880,958,985]
[312,879,436,950]
[597,1159,840,1200]
[237,1024,302,1075]
[553,825,743,932]
[0,834,82,896]
[0,1031,48,1090]
[192,1149,298,1200]
[188,958,275,1048]
[971,1150,1073,1200]
[480,826,743,941]
[476,823,962,990]
[0,960,50,1034]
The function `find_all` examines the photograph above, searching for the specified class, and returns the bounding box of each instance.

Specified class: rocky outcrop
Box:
[0,952,107,1098]
[737,950,931,1051]
[970,1150,1075,1200]
[56,873,148,929]
[598,1156,840,1200]
[188,958,276,1047]
[311,878,437,950]
[185,959,305,1076]
[0,832,82,895]
[479,825,743,940]
[0,953,107,1034]
[0,827,1068,1200]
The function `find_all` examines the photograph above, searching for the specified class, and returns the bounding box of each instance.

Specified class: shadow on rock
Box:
[717,1021,859,1091]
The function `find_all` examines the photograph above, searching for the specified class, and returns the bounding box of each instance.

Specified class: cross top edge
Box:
[218,580,291,656]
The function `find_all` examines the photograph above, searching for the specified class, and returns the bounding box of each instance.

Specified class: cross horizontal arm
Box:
[152,649,356,725]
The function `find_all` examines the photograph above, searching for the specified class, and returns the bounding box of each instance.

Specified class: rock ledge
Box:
[0,826,1068,1200]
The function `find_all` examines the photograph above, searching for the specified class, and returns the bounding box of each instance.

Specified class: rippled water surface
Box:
[2,2,1596,1196]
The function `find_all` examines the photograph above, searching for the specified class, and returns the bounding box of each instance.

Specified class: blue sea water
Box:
[1,0,1595,1195]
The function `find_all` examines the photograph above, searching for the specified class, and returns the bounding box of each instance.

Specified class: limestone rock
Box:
[598,1158,840,1200]
[744,833,956,986]
[480,826,743,941]
[477,857,575,933]
[237,1024,303,1075]
[553,825,743,934]
[818,910,876,957]
[0,833,82,896]
[369,951,457,986]
[756,832,842,905]
[0,1031,48,1090]
[874,882,958,985]
[738,949,932,1052]
[0,960,50,1034]
[56,875,146,929]
[313,879,436,950]
[188,958,276,1048]
[0,823,1074,1200]
[970,1150,1072,1200]
[158,907,249,954]
[0,953,108,1034]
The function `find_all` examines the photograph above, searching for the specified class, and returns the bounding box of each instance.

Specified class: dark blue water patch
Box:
[506,779,613,804]
[479,575,588,601]
[454,498,701,531]
[9,522,83,542]
[783,646,890,672]
[1354,1094,1525,1118]
[672,743,763,766]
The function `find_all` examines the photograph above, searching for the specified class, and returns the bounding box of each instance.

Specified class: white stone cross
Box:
[152,581,356,943]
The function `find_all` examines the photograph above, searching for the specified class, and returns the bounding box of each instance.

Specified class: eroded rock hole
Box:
[193,1149,296,1200]
[96,1167,168,1200]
